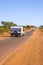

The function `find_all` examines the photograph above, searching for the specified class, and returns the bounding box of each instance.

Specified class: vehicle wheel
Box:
[16,34,19,37]
[11,34,13,37]
[22,34,24,36]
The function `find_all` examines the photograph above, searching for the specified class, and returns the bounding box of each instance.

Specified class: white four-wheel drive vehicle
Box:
[10,26,24,37]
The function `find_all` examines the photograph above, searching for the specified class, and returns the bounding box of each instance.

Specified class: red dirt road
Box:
[2,29,43,65]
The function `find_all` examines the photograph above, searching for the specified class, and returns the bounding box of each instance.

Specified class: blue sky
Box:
[0,0,43,26]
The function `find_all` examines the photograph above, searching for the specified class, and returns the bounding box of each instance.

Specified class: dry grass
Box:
[2,29,43,65]
[0,32,10,37]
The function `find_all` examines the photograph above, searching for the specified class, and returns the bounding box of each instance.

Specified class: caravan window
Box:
[10,28,21,32]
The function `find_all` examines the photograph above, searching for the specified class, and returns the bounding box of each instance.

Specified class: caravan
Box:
[10,26,24,37]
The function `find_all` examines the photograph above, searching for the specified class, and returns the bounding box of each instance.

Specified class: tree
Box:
[1,21,17,28]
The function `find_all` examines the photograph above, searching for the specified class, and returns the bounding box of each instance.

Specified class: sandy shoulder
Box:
[0,37,9,41]
[2,29,43,65]
[0,32,10,41]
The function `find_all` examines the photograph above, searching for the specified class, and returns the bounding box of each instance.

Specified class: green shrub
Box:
[39,25,43,30]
